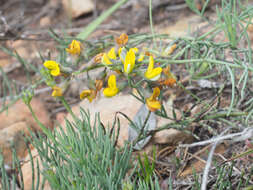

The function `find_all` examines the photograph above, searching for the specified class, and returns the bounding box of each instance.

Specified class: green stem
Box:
[27,103,55,142]
[76,0,128,40]
[197,25,222,40]
[203,111,247,120]
[149,0,157,48]
[157,58,253,71]
[133,110,151,146]
[59,96,79,123]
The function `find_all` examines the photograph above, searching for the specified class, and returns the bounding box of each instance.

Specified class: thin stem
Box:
[157,58,253,71]
[59,96,79,123]
[133,110,151,146]
[26,103,55,142]
[149,0,157,48]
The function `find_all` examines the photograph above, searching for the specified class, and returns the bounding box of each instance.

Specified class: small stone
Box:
[40,17,51,27]
[62,0,94,18]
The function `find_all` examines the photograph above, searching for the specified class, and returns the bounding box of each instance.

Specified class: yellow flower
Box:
[108,47,117,59]
[124,48,136,74]
[102,53,113,65]
[66,40,82,55]
[51,86,63,97]
[103,75,119,97]
[144,56,162,81]
[80,89,96,102]
[131,47,139,53]
[146,87,161,112]
[43,60,61,76]
[102,48,117,65]
[115,33,128,46]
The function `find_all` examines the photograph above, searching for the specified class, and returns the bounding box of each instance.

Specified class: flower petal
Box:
[66,40,82,55]
[152,87,160,99]
[146,100,161,112]
[115,33,128,46]
[103,75,119,97]
[145,67,162,81]
[146,87,161,112]
[44,60,58,70]
[108,75,117,89]
[147,56,154,72]
[124,49,135,74]
[80,90,91,100]
[102,53,113,65]
[51,86,62,97]
[103,87,118,97]
[108,47,117,60]
[50,67,60,76]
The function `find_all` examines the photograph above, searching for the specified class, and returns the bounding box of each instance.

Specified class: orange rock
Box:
[62,0,94,18]
[0,98,52,132]
[40,16,51,27]
[63,94,193,149]
[66,95,142,147]
[21,147,51,190]
[0,122,30,165]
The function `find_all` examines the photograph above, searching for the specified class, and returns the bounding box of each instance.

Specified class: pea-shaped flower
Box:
[43,60,60,76]
[115,33,128,46]
[102,47,117,65]
[146,87,161,112]
[124,48,136,74]
[66,40,82,55]
[103,75,119,97]
[51,86,63,97]
[80,89,96,102]
[144,56,162,81]
[107,47,117,59]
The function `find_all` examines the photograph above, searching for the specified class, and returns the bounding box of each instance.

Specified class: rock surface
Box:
[0,122,30,164]
[62,0,94,18]
[64,94,194,149]
[21,147,51,190]
[0,98,51,171]
[0,98,52,132]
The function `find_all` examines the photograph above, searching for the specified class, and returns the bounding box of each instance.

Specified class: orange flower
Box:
[115,33,128,46]
[162,65,177,87]
[94,53,104,63]
[145,51,153,56]
[159,78,177,87]
[146,87,161,112]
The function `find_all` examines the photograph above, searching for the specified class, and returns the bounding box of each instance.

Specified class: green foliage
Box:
[31,109,133,190]
[185,0,212,17]
[137,148,156,185]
